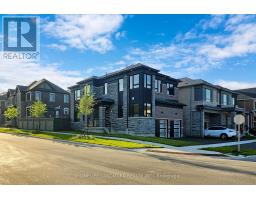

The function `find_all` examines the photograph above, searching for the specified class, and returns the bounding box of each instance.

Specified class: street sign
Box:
[234,114,245,125]
[234,114,245,153]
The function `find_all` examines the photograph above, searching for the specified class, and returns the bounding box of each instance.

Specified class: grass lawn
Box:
[68,131,200,147]
[202,146,256,156]
[0,127,158,149]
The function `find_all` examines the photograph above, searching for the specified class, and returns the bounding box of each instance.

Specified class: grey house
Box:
[178,78,243,137]
[7,79,71,119]
[0,93,7,125]
[69,63,185,138]
[235,88,256,131]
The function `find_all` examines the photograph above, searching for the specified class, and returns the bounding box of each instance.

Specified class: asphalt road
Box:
[0,133,256,185]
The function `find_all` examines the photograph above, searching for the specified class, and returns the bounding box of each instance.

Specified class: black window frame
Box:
[166,83,174,95]
[155,79,161,93]
[130,74,140,89]
[143,102,152,117]
[144,74,152,89]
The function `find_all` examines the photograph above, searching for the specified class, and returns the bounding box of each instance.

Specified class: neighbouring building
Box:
[178,78,244,137]
[6,79,71,130]
[69,63,185,138]
[235,88,256,132]
[0,93,7,125]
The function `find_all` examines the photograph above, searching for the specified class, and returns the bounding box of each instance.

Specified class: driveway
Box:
[0,132,256,184]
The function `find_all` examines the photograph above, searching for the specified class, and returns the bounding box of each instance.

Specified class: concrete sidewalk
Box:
[46,131,256,156]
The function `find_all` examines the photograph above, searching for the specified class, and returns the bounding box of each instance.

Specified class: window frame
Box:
[104,83,108,95]
[64,94,69,103]
[49,93,56,102]
[144,103,152,117]
[222,93,228,105]
[205,88,213,103]
[26,92,31,101]
[166,83,174,95]
[26,106,31,117]
[130,74,140,89]
[63,107,69,115]
[74,89,81,100]
[144,74,152,89]
[155,79,161,93]
[35,91,41,101]
[118,79,124,92]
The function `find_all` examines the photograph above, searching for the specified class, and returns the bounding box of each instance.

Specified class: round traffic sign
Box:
[234,114,245,125]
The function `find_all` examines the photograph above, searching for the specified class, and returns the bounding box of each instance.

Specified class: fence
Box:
[17,118,71,131]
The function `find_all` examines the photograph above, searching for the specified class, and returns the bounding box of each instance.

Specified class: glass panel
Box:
[119,79,123,91]
[133,74,139,88]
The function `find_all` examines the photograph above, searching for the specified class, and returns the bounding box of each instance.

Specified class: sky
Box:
[0,14,256,92]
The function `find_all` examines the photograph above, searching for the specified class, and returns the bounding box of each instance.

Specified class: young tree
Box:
[78,88,95,134]
[31,101,47,131]
[4,106,18,121]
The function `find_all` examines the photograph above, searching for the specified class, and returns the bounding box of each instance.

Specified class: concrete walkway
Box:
[46,131,256,156]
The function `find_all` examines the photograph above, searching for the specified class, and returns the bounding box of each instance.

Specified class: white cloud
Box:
[43,15,124,54]
[47,43,67,51]
[117,15,256,78]
[115,31,126,40]
[0,61,83,91]
[216,80,256,90]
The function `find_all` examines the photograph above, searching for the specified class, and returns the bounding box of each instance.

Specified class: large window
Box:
[35,91,41,101]
[49,93,55,102]
[205,88,213,103]
[84,85,91,95]
[26,92,31,101]
[159,120,167,138]
[231,97,235,106]
[104,83,108,95]
[118,79,124,92]
[130,103,139,117]
[64,94,69,103]
[144,74,152,89]
[155,79,161,93]
[74,89,81,100]
[130,74,140,89]
[194,87,202,101]
[222,94,228,105]
[167,83,174,95]
[144,103,152,117]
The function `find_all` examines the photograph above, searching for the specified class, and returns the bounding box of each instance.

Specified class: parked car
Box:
[204,126,237,139]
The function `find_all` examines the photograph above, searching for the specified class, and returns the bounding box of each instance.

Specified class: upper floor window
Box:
[144,74,152,89]
[84,85,91,95]
[64,94,69,103]
[104,83,108,95]
[75,89,81,100]
[49,93,55,102]
[26,92,31,101]
[35,91,41,101]
[144,103,152,117]
[167,83,174,95]
[222,94,228,105]
[194,87,203,101]
[130,74,140,89]
[155,79,161,93]
[63,108,69,115]
[231,97,235,106]
[118,79,124,92]
[205,88,213,103]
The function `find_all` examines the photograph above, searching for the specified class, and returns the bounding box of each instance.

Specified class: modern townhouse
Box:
[69,63,185,138]
[178,78,243,137]
[5,79,70,130]
[0,93,7,125]
[235,88,256,132]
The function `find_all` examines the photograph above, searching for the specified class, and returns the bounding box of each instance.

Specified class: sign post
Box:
[234,114,245,153]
